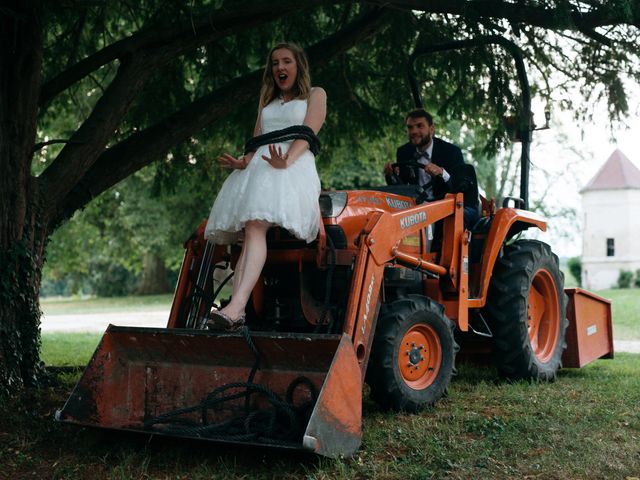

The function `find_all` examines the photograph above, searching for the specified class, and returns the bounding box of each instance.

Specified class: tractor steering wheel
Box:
[387,162,434,204]
[387,161,426,184]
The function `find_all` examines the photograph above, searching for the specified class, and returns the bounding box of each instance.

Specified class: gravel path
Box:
[41,311,640,353]
[41,310,170,332]
[613,340,640,354]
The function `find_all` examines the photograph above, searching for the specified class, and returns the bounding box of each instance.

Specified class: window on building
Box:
[606,238,615,257]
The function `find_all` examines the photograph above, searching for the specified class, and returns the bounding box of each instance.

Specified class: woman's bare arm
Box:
[218,103,262,169]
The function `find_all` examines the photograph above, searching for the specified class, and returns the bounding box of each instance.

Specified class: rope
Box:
[244,125,321,156]
[143,326,318,446]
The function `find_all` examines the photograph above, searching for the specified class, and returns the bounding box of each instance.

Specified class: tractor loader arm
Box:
[341,195,468,376]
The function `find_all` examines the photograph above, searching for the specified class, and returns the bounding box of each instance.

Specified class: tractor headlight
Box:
[319,192,347,218]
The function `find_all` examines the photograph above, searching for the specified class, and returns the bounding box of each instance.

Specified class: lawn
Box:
[39,284,640,368]
[2,354,638,479]
[40,293,174,315]
[27,289,639,478]
[40,332,103,366]
[595,288,640,340]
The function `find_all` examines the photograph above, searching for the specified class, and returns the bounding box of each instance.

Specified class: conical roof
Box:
[581,149,640,192]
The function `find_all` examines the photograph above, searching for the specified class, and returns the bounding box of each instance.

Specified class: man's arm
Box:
[427,139,464,183]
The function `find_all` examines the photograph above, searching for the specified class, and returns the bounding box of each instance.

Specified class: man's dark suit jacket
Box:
[393,137,464,201]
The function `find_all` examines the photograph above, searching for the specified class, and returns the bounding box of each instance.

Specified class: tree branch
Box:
[51,8,389,226]
[40,5,304,223]
[38,0,332,107]
[578,27,614,46]
[32,138,79,153]
[38,0,639,109]
[372,0,640,31]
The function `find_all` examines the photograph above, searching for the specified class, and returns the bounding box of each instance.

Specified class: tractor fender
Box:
[473,208,547,306]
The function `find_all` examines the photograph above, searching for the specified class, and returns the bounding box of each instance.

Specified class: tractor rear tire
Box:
[486,240,568,381]
[366,295,457,412]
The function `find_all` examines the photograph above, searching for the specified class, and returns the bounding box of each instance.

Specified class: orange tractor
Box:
[58,37,613,458]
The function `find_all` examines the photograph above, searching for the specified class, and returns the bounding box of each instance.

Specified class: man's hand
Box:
[425,163,443,177]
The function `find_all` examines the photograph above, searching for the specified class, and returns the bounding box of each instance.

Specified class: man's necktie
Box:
[414,151,429,185]
[415,150,430,163]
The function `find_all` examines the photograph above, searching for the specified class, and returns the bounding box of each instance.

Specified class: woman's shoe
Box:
[207,310,245,332]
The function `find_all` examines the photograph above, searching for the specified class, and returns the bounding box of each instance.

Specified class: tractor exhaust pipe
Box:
[407,35,532,210]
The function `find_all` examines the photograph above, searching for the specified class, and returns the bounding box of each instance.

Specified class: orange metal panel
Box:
[351,258,384,376]
[342,243,371,337]
[367,197,456,265]
[562,288,614,368]
[439,193,464,288]
[304,334,362,457]
[473,208,547,307]
[456,231,469,331]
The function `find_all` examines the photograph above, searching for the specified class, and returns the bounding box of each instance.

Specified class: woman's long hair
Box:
[259,42,311,108]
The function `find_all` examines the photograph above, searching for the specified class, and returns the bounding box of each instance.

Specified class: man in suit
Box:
[384,108,480,229]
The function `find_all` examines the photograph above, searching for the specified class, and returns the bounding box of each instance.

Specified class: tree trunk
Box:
[137,251,171,295]
[0,1,44,395]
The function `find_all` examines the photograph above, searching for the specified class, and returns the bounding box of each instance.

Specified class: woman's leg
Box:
[230,243,247,299]
[219,219,270,319]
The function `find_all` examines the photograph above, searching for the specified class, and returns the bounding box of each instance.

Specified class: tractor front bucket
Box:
[57,326,362,458]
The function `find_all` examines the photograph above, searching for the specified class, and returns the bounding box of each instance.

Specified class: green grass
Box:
[40,332,102,366]
[40,293,173,315]
[594,288,640,340]
[24,290,640,478]
[561,260,638,339]
[3,355,639,479]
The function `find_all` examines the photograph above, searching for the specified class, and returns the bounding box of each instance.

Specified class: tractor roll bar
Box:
[408,36,532,211]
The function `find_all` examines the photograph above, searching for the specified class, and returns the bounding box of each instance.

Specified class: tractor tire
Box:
[486,240,568,381]
[366,295,457,412]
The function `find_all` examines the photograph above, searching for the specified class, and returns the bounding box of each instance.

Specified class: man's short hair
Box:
[405,108,434,125]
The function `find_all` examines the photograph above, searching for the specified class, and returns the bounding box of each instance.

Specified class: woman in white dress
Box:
[204,42,326,330]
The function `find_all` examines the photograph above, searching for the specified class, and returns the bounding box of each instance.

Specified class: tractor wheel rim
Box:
[398,324,442,389]
[528,268,560,363]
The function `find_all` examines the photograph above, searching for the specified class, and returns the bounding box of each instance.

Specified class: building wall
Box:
[581,189,640,290]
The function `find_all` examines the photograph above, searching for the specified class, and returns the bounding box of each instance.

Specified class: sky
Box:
[527,87,640,257]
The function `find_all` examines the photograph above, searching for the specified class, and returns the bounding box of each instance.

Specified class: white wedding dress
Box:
[204,98,321,244]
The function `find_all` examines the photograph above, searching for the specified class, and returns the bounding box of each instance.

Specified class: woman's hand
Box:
[218,153,248,170]
[262,144,289,169]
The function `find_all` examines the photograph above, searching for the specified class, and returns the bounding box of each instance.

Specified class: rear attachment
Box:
[57,326,362,458]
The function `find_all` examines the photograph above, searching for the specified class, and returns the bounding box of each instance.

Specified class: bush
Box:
[635,270,640,288]
[617,270,633,289]
[87,260,138,297]
[567,257,582,287]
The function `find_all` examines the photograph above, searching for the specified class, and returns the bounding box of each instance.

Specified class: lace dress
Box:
[204,98,321,244]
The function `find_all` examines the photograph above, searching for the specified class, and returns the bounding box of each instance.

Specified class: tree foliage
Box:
[1,0,639,393]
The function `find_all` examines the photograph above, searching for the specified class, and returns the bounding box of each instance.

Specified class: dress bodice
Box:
[205,96,319,245]
[260,98,307,134]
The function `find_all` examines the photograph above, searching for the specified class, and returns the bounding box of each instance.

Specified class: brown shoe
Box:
[207,310,245,332]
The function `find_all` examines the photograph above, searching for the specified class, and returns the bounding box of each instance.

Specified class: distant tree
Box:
[568,256,582,287]
[617,270,633,289]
